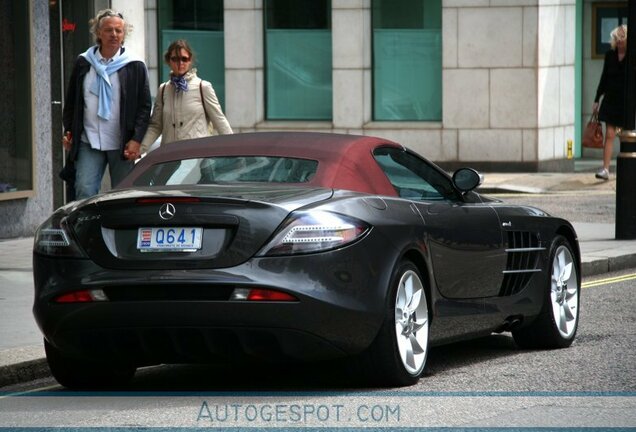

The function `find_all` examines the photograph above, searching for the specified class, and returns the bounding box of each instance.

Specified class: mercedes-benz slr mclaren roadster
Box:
[33,132,580,389]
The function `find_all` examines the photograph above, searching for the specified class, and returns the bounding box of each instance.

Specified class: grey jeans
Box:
[74,141,133,200]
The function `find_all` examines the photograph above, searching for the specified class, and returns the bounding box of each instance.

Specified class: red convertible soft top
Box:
[123,131,404,196]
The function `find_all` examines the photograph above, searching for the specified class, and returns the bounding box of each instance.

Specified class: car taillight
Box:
[34,211,86,258]
[257,210,370,256]
[54,289,108,303]
[230,288,297,302]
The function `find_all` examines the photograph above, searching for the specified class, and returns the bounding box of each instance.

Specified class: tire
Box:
[513,235,580,349]
[359,260,429,386]
[44,339,136,390]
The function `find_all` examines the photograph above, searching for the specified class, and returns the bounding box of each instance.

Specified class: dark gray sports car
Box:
[33,132,580,389]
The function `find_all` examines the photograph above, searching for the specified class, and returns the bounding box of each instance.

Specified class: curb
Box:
[0,345,50,388]
[0,358,50,388]
[582,253,636,278]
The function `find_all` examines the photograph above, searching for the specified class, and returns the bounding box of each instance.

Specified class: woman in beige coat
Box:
[140,39,232,153]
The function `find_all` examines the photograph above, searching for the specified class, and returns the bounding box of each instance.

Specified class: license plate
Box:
[137,227,203,252]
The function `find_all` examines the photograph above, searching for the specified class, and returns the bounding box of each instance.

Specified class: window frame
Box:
[0,0,34,202]
[373,147,460,202]
[591,2,628,59]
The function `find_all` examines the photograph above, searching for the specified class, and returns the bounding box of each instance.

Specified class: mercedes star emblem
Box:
[159,203,176,220]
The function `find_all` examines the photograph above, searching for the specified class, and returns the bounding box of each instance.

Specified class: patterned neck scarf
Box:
[171,75,188,93]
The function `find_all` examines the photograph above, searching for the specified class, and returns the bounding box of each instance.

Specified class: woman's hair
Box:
[89,9,132,45]
[610,24,627,50]
[164,39,196,65]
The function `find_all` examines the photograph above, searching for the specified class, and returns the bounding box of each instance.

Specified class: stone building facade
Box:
[0,0,624,238]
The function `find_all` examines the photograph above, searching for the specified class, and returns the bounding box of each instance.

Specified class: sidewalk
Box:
[1,171,636,388]
[479,171,636,276]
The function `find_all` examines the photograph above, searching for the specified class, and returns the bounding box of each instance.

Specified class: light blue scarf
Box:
[80,45,137,120]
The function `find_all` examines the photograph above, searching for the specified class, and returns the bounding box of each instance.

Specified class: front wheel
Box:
[359,260,429,386]
[513,235,580,349]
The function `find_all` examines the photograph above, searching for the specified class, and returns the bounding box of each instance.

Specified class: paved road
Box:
[0,270,39,350]
[1,269,634,428]
[490,190,615,225]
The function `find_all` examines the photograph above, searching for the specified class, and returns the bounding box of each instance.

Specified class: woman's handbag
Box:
[583,112,604,149]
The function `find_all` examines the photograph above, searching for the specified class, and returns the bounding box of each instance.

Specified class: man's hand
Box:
[124,140,142,160]
[62,131,72,151]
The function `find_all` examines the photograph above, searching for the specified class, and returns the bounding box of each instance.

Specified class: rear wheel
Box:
[513,235,580,349]
[360,260,429,386]
[44,339,136,390]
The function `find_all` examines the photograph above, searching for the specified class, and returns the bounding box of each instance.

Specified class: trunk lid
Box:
[67,185,333,269]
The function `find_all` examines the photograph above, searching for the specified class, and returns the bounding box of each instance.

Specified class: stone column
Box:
[112,0,146,60]
[332,0,371,132]
[224,1,264,130]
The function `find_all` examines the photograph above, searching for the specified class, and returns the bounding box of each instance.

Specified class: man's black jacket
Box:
[62,49,151,162]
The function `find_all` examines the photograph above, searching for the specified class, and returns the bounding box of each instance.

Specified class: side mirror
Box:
[452,168,483,193]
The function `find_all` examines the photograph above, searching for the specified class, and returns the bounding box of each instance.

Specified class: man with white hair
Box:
[62,9,151,200]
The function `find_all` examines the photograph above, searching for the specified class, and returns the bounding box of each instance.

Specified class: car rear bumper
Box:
[33,251,394,365]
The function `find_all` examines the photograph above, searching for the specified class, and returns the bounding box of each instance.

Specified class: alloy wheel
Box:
[394,269,429,375]
[550,245,579,338]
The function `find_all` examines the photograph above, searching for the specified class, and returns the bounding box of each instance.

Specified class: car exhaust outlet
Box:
[494,316,523,333]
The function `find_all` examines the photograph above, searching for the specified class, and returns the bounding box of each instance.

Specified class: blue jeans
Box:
[74,141,134,200]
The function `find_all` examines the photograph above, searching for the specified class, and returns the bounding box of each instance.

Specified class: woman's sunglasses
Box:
[170,56,191,63]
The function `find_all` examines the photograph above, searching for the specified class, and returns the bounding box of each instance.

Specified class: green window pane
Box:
[0,1,32,193]
[161,30,226,109]
[266,0,331,29]
[373,0,442,121]
[265,0,332,120]
[266,30,333,120]
[158,1,225,108]
[158,0,224,30]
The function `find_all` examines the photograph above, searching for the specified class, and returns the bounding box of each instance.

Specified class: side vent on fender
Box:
[499,231,545,296]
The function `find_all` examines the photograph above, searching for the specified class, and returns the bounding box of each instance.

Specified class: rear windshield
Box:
[133,156,319,186]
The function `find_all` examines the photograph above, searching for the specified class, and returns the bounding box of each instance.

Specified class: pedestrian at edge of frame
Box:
[592,24,628,181]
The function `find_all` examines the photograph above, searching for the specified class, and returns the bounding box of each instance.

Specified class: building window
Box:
[157,0,226,108]
[265,0,332,120]
[592,2,628,58]
[372,0,441,121]
[0,0,32,197]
